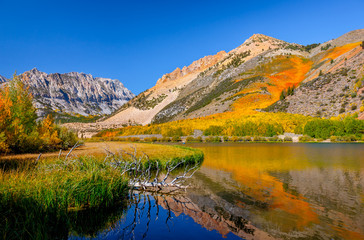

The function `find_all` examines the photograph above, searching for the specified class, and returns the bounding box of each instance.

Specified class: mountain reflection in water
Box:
[72,193,265,240]
[2,143,363,239]
[68,143,364,240]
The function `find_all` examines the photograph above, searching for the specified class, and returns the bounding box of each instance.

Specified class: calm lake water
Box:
[68,143,364,240]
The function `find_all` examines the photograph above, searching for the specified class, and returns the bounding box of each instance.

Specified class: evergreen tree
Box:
[280,89,287,100]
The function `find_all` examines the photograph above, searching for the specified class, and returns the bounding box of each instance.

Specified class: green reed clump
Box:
[0,156,129,211]
[0,185,128,240]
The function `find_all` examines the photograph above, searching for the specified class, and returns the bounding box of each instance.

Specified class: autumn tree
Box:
[0,73,77,153]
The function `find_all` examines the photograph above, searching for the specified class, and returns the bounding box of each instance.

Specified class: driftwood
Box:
[65,141,83,161]
[104,146,200,192]
[36,143,199,193]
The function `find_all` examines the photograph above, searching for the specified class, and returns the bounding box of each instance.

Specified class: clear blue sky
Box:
[1,0,363,94]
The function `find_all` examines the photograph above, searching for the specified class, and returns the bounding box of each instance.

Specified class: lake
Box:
[68,143,364,240]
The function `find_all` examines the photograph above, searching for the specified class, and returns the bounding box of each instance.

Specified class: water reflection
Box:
[70,193,248,240]
[2,143,364,239]
[191,143,364,239]
[70,143,364,239]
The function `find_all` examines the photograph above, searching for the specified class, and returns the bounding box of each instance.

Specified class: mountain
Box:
[0,75,7,83]
[18,68,134,119]
[100,29,363,127]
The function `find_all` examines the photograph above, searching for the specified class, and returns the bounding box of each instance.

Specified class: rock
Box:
[0,74,7,83]
[20,68,135,117]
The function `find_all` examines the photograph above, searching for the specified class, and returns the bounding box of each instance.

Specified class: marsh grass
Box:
[1,157,129,213]
[0,144,204,239]
[0,156,131,239]
[0,190,128,239]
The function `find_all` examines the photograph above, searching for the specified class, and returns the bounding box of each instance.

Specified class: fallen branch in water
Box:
[105,146,201,193]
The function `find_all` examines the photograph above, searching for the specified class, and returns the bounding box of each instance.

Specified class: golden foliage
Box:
[0,74,77,153]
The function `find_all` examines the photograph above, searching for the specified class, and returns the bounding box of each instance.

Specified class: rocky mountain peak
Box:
[249,33,271,41]
[156,51,227,85]
[0,74,8,83]
[18,69,135,117]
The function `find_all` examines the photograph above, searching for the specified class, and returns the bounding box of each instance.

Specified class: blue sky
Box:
[0,0,363,94]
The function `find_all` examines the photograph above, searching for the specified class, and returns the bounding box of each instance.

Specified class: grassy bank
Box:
[0,142,203,239]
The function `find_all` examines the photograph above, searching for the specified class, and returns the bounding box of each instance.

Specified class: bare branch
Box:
[65,141,82,161]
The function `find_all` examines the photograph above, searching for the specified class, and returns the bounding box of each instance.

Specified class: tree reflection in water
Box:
[84,192,272,240]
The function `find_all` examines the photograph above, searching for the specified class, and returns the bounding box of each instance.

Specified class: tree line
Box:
[303,117,364,139]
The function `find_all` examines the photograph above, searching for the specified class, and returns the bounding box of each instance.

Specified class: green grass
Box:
[0,157,129,210]
[0,156,129,239]
[0,145,204,239]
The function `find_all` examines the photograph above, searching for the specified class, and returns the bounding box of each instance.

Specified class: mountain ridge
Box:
[101,31,354,126]
[51,29,364,136]
[1,69,135,120]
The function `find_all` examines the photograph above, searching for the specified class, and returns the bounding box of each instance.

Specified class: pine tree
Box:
[280,90,287,100]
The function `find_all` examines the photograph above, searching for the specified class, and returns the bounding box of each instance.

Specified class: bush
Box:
[243,136,252,142]
[205,136,221,142]
[143,137,158,142]
[185,136,195,142]
[159,137,171,142]
[162,127,184,137]
[267,136,279,142]
[230,136,240,142]
[171,136,182,142]
[223,136,229,142]
[330,136,338,142]
[127,137,140,142]
[299,135,313,142]
[347,135,358,142]
[284,136,293,142]
[253,136,266,142]
[232,121,283,137]
[203,125,223,136]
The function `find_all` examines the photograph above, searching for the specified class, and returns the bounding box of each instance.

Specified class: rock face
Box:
[0,75,7,83]
[156,51,228,85]
[20,68,134,117]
